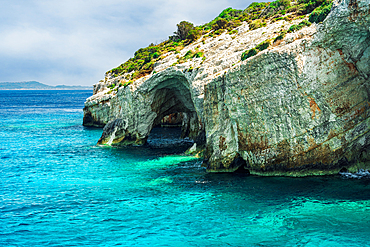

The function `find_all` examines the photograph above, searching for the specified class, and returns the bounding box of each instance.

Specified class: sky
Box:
[0,0,262,87]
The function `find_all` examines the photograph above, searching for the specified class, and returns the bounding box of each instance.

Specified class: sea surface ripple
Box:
[0,90,369,246]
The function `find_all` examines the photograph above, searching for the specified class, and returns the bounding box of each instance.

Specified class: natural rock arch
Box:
[96,71,203,146]
[84,1,370,176]
[149,76,200,140]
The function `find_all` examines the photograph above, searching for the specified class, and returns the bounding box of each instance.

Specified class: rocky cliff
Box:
[83,0,370,176]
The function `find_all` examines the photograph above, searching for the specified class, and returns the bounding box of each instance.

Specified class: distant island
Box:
[0,81,91,90]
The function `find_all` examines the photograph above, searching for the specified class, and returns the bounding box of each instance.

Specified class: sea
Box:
[0,90,369,246]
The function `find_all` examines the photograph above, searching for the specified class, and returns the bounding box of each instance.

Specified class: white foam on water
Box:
[339,169,370,179]
[106,127,117,146]
[62,109,83,112]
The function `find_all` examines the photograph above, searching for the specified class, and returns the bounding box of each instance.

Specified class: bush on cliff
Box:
[288,19,311,32]
[241,48,258,61]
[176,50,205,64]
[219,7,243,20]
[106,44,164,78]
[212,18,229,30]
[203,8,243,31]
[241,39,271,61]
[202,4,271,34]
[187,27,202,41]
[273,31,287,42]
[270,0,291,9]
[309,1,333,23]
[255,40,270,51]
[295,0,333,15]
[123,80,133,87]
[107,0,333,80]
[249,19,267,30]
[171,21,195,41]
[106,3,271,78]
[258,0,291,18]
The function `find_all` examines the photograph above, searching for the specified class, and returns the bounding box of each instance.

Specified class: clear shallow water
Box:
[0,90,370,247]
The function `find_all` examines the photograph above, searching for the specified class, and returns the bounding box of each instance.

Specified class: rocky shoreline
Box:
[83,0,370,176]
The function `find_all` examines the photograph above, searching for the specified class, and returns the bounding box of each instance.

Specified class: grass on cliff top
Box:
[241,0,332,61]
[106,2,270,79]
[107,0,333,80]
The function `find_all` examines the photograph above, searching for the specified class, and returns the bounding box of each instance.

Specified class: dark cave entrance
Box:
[146,75,203,152]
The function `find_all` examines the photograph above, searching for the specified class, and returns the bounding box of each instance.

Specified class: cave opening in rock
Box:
[158,112,184,128]
[146,75,201,152]
[339,167,348,173]
[234,166,250,174]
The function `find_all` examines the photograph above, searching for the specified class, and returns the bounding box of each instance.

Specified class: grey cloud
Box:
[0,0,263,86]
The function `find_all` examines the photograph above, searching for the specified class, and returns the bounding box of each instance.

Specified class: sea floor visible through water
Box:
[0,90,369,246]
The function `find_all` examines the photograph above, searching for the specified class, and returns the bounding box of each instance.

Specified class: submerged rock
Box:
[83,0,370,176]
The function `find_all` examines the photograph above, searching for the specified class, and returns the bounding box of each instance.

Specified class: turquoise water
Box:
[1,90,370,246]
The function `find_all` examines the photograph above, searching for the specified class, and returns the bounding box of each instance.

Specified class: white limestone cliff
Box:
[83,0,370,176]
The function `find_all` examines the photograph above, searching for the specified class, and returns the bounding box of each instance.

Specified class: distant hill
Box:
[0,81,91,90]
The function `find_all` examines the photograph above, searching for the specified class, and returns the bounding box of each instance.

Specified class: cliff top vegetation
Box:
[106,0,333,81]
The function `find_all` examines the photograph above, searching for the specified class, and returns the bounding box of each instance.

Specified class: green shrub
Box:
[274,31,287,42]
[184,50,193,59]
[255,40,270,51]
[286,5,298,13]
[309,2,333,23]
[218,7,243,20]
[249,19,266,30]
[241,38,272,61]
[241,48,258,61]
[131,71,139,79]
[193,52,204,58]
[106,44,164,78]
[295,0,332,15]
[288,20,311,32]
[246,2,269,12]
[187,27,201,41]
[273,16,284,22]
[202,7,244,31]
[228,29,238,35]
[152,52,160,58]
[214,29,224,35]
[171,21,195,41]
[299,20,312,27]
[212,18,228,30]
[288,24,299,32]
[105,0,329,82]
[123,80,133,87]
[270,0,291,9]
[175,50,204,64]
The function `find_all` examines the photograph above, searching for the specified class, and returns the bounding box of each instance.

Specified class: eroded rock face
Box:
[84,0,370,176]
[86,69,204,146]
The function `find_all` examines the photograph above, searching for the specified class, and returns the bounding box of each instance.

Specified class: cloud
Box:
[0,0,262,86]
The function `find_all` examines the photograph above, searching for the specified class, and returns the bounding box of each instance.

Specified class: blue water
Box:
[1,90,370,247]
